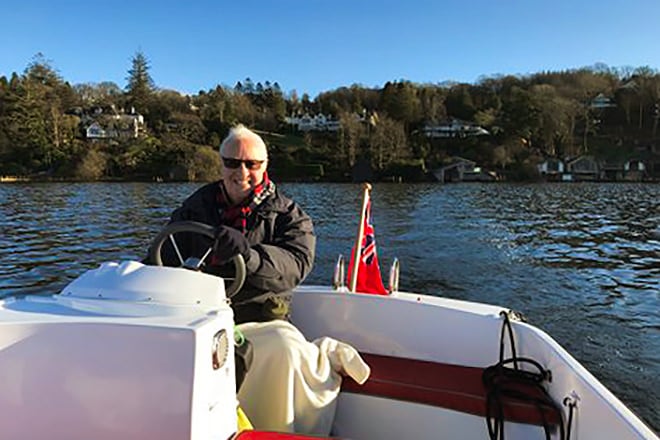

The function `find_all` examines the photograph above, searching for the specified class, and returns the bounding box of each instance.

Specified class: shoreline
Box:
[2,176,659,184]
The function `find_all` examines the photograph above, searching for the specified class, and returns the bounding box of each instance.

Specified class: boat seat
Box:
[341,352,561,427]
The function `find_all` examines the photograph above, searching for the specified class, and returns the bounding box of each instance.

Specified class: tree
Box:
[287,89,301,115]
[243,78,255,94]
[188,145,221,181]
[228,92,257,126]
[528,84,577,156]
[380,81,420,125]
[125,51,155,112]
[75,148,107,180]
[631,66,658,130]
[567,69,613,151]
[339,112,363,166]
[369,115,409,170]
[8,54,80,173]
[616,83,637,126]
[197,86,231,144]
[418,86,447,123]
[301,93,311,112]
[444,84,476,121]
[75,81,122,106]
[499,86,539,143]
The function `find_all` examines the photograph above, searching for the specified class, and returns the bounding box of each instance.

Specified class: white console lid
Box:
[61,261,228,308]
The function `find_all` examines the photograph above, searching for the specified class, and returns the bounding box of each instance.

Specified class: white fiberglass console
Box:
[0,261,238,440]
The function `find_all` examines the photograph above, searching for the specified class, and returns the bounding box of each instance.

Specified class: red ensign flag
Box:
[347,197,388,295]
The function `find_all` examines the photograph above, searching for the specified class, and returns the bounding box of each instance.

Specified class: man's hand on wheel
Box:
[213,226,250,265]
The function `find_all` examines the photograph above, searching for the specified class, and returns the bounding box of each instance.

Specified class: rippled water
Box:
[1,182,658,431]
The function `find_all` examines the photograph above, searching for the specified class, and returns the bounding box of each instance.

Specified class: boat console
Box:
[0,261,239,440]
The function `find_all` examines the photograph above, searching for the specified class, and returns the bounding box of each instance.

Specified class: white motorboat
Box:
[0,220,656,440]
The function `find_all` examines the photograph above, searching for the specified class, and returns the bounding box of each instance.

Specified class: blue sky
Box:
[2,0,659,98]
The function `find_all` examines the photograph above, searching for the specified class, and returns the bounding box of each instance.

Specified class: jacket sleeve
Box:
[243,203,316,293]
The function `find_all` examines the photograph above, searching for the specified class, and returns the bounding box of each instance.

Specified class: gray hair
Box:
[219,124,268,159]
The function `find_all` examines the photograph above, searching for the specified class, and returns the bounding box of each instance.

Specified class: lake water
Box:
[1,182,658,431]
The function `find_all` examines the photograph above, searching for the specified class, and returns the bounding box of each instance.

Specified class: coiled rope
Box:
[482,311,566,440]
[563,397,577,440]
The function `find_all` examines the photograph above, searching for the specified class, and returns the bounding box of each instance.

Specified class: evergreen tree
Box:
[125,51,155,113]
[6,54,80,173]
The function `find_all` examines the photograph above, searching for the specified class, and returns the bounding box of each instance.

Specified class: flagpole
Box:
[349,182,371,292]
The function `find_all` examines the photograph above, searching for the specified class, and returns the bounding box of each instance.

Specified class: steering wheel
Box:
[148,221,246,298]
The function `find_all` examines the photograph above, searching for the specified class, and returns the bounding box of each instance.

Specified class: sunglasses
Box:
[221,157,265,170]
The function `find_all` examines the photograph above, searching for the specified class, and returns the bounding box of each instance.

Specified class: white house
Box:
[285,113,341,132]
[85,113,145,140]
[590,93,615,109]
[420,119,489,139]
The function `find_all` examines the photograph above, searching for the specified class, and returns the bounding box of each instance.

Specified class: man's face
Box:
[221,137,268,204]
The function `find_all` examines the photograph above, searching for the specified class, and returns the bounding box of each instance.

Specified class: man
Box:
[163,124,316,324]
[158,127,366,433]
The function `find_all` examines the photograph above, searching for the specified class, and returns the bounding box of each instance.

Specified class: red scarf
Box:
[216,172,276,234]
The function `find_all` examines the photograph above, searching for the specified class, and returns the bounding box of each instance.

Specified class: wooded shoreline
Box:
[2,53,659,183]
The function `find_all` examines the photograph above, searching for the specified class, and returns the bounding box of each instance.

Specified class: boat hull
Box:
[0,262,655,439]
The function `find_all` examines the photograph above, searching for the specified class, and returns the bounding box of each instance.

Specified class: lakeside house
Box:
[82,106,145,140]
[537,156,651,182]
[590,93,615,109]
[285,110,381,133]
[462,167,498,182]
[432,157,497,182]
[600,160,624,181]
[623,159,646,181]
[285,113,341,132]
[537,158,565,181]
[600,159,648,181]
[563,156,600,181]
[420,119,489,139]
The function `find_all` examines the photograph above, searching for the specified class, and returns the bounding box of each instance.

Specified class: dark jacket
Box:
[166,181,316,323]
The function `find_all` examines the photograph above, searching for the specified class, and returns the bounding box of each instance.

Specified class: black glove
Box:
[213,225,250,265]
